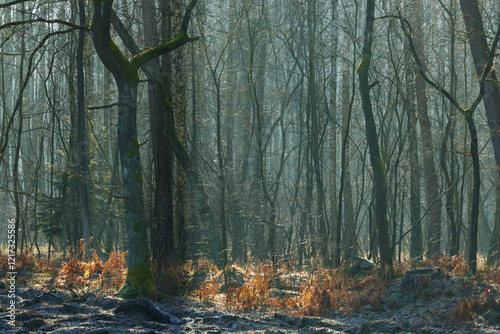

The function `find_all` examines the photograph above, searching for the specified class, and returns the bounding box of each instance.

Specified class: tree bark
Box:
[405,51,423,261]
[357,0,393,280]
[141,0,175,263]
[465,114,480,275]
[411,0,442,257]
[76,0,92,261]
[488,173,500,265]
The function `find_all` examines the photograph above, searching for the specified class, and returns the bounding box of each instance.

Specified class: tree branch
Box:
[88,103,118,110]
[0,0,33,9]
[0,18,88,32]
[0,28,77,162]
[397,8,500,116]
[131,0,199,68]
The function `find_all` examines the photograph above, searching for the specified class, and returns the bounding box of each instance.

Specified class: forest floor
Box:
[2,253,500,333]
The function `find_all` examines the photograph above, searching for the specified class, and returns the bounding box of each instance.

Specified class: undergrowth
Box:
[0,248,127,295]
[193,254,500,319]
[4,250,500,323]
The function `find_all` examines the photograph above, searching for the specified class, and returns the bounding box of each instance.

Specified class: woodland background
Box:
[0,0,499,293]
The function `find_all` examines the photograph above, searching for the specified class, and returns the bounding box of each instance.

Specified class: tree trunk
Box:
[411,0,441,257]
[357,0,393,280]
[405,53,422,261]
[459,0,500,174]
[329,0,339,267]
[488,173,500,265]
[141,0,175,263]
[340,52,355,265]
[90,0,198,297]
[172,0,190,261]
[90,0,154,298]
[465,114,480,275]
[115,80,155,297]
[76,0,92,261]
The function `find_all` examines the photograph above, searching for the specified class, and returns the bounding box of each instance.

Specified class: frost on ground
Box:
[2,267,500,334]
[3,255,500,333]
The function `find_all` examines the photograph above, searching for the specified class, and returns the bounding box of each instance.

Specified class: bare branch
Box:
[0,0,33,9]
[0,28,77,162]
[0,18,88,32]
[88,103,118,110]
[397,7,500,116]
[131,0,199,68]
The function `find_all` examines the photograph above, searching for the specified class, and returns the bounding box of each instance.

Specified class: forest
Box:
[1,0,500,332]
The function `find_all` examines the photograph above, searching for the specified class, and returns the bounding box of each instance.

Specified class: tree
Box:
[357,0,393,280]
[411,0,442,257]
[140,0,175,264]
[76,0,92,261]
[89,0,198,297]
[399,5,500,275]
[459,0,500,264]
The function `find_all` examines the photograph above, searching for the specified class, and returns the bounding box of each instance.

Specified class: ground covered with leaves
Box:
[2,252,500,333]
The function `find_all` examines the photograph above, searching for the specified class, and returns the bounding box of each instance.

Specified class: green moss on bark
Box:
[356,54,370,73]
[108,39,140,84]
[135,171,143,183]
[117,262,156,298]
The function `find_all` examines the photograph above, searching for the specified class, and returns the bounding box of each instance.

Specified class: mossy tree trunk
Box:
[89,0,198,298]
[116,80,155,297]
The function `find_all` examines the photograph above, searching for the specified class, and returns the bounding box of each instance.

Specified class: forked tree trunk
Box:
[459,0,500,171]
[90,0,198,298]
[460,0,500,264]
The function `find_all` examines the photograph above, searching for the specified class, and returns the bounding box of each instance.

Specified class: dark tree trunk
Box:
[115,80,155,296]
[412,0,441,257]
[459,0,500,173]
[440,120,459,256]
[488,174,500,265]
[357,0,393,280]
[90,0,198,297]
[465,115,480,275]
[90,0,154,298]
[141,0,175,264]
[76,0,92,261]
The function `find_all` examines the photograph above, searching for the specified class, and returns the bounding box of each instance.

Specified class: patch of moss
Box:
[378,159,385,176]
[117,262,156,299]
[126,150,135,158]
[135,171,143,183]
[108,39,140,84]
[356,54,370,73]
